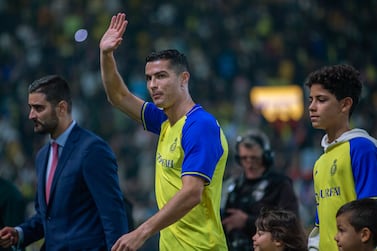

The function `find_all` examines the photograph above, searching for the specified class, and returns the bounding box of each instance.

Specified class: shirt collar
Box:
[51,120,76,147]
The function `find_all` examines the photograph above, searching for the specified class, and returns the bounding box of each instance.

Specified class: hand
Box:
[222,208,248,232]
[100,13,128,53]
[0,227,18,248]
[111,229,147,251]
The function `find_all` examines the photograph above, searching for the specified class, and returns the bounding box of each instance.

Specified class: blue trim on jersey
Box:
[142,102,167,134]
[181,106,224,182]
[350,137,377,198]
[142,103,224,183]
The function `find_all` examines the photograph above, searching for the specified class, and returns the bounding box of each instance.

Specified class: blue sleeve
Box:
[141,102,167,135]
[19,151,46,246]
[350,138,377,198]
[314,210,319,226]
[19,212,44,246]
[181,112,224,184]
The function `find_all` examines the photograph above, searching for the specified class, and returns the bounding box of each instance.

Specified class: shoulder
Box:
[266,171,293,184]
[349,137,377,157]
[71,125,109,148]
[350,137,377,148]
[182,106,223,144]
[185,105,220,129]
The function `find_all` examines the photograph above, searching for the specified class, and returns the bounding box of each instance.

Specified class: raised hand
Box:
[100,13,128,53]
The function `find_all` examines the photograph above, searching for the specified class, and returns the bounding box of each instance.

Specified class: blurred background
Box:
[1,0,377,250]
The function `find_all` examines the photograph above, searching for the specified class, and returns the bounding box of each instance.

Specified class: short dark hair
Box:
[255,209,307,251]
[336,198,377,246]
[304,64,362,117]
[28,75,72,113]
[146,49,189,74]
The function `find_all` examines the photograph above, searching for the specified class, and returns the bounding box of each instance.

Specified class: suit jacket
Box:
[19,125,128,250]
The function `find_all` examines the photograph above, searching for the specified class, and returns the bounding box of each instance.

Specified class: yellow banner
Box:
[250,85,304,122]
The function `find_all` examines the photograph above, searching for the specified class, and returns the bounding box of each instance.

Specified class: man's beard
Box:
[33,116,58,135]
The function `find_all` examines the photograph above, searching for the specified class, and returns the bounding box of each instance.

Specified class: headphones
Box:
[235,131,274,168]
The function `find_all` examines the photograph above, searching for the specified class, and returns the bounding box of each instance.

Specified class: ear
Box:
[360,227,371,243]
[273,239,284,248]
[341,97,353,112]
[56,100,68,115]
[180,71,190,87]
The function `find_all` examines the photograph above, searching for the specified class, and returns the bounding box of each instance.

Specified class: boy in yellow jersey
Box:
[305,64,377,251]
[99,13,229,251]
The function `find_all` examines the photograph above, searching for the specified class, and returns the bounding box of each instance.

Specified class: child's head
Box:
[304,64,362,117]
[252,209,307,251]
[335,198,377,251]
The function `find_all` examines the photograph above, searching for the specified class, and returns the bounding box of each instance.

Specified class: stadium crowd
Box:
[1,0,377,249]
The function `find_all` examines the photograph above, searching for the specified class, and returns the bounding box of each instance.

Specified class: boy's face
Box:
[334,213,363,251]
[308,83,348,131]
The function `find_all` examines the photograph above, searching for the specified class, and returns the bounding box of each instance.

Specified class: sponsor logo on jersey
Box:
[330,159,337,175]
[315,186,341,201]
[156,152,174,168]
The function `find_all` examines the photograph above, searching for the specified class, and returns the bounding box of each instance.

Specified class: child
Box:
[252,209,307,251]
[305,64,377,251]
[335,198,377,251]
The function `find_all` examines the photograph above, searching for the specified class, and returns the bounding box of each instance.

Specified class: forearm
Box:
[136,186,201,240]
[100,51,128,106]
[100,51,144,121]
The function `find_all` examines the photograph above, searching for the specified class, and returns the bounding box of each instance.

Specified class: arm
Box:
[351,139,377,198]
[83,140,129,249]
[111,175,204,251]
[99,12,144,122]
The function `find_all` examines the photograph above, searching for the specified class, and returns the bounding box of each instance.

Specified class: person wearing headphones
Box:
[221,129,300,251]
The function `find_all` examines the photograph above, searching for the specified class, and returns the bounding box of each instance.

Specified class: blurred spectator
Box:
[222,129,299,251]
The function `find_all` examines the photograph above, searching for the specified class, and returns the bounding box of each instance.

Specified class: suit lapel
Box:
[48,125,81,205]
[37,144,50,209]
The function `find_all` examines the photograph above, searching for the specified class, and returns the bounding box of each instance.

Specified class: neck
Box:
[326,127,350,143]
[165,98,195,125]
[51,117,73,139]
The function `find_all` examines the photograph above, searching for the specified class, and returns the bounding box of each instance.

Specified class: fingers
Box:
[0,233,12,248]
[111,238,120,251]
[226,208,236,214]
[110,13,127,31]
[115,13,126,29]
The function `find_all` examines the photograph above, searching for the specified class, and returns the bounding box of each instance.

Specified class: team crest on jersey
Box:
[330,159,337,175]
[170,138,177,152]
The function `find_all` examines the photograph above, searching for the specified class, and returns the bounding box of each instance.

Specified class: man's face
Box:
[28,92,59,135]
[238,144,265,180]
[145,59,186,109]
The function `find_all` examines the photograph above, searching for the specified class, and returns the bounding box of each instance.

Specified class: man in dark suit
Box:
[0,75,129,250]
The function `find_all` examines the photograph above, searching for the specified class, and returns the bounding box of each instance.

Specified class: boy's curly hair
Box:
[305,64,362,116]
